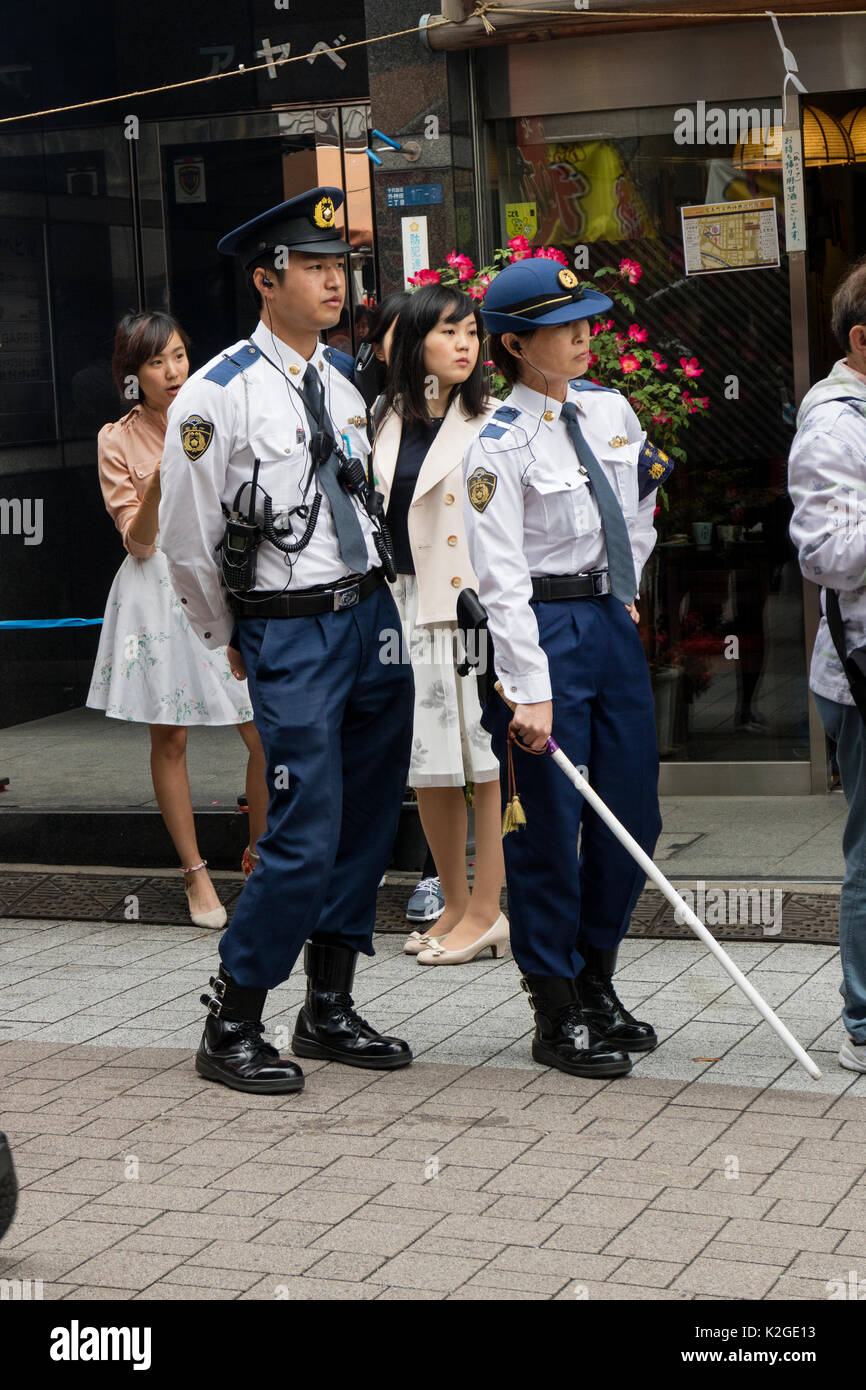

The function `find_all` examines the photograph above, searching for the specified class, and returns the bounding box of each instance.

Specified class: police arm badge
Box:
[180,415,214,460]
[467,466,497,514]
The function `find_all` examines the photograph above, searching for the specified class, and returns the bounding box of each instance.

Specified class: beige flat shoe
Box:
[416,913,509,965]
[183,859,228,930]
[403,930,443,956]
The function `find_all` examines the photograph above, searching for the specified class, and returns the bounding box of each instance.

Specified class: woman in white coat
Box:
[375,284,508,963]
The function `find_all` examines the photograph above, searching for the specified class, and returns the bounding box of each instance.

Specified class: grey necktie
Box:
[560,401,637,604]
[300,364,369,575]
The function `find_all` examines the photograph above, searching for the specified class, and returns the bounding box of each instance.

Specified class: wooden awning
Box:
[424,0,866,48]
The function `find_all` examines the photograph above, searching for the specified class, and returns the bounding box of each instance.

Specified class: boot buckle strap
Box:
[201,975,226,1018]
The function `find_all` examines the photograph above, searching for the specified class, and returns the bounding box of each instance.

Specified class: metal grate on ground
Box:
[0,872,841,943]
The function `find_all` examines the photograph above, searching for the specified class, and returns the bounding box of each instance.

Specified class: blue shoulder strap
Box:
[571,378,619,395]
[323,346,356,382]
[493,405,520,422]
[204,342,261,386]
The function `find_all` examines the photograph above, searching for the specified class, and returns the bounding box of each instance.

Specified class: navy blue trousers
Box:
[220,585,414,989]
[483,596,661,978]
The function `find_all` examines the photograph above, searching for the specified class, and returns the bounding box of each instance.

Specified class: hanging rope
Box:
[1,7,865,127]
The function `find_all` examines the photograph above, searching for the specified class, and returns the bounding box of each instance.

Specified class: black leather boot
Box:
[196,965,304,1093]
[292,941,412,1070]
[576,940,657,1052]
[522,974,631,1078]
[0,1132,18,1242]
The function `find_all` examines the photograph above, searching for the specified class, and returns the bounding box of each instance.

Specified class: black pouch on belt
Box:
[456,587,495,706]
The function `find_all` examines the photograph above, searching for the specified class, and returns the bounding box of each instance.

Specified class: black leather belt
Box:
[531,571,611,602]
[229,568,384,618]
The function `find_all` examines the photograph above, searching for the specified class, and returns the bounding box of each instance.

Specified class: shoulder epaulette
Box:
[570,378,619,395]
[204,343,261,386]
[638,440,674,499]
[493,405,521,422]
[323,346,356,382]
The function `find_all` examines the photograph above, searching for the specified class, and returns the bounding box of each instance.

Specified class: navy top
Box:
[385,416,444,576]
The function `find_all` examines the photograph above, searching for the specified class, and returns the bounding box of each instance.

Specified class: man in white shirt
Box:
[159,188,414,1093]
[789,256,866,1073]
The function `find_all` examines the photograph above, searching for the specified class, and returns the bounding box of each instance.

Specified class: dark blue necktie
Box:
[301,364,369,575]
[560,401,637,604]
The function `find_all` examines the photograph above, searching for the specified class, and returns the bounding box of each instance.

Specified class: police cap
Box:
[481,257,613,335]
[217,186,352,265]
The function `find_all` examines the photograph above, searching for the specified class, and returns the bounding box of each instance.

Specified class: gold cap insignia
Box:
[180,415,214,460]
[313,195,336,229]
[608,435,628,448]
[467,466,497,514]
[649,461,665,480]
[558,268,580,290]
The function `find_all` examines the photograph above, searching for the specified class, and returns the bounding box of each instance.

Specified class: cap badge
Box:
[313,195,336,229]
[558,268,580,290]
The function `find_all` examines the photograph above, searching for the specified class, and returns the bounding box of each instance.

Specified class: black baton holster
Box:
[456,588,495,706]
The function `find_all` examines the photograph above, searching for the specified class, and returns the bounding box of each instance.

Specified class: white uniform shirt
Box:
[159,320,378,649]
[789,360,866,706]
[462,379,658,704]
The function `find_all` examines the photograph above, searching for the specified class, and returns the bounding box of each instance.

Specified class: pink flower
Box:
[680,356,703,377]
[591,322,605,337]
[652,411,673,425]
[446,251,476,281]
[587,350,598,366]
[508,235,532,261]
[651,351,668,372]
[627,323,648,342]
[619,353,641,374]
[468,284,486,300]
[477,272,492,289]
[681,390,699,414]
[408,268,441,286]
[619,257,643,285]
[614,332,626,344]
[533,246,568,265]
[693,396,709,410]
[483,360,494,367]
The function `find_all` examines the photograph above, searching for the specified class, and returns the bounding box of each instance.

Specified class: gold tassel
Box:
[502,794,526,835]
[502,737,526,836]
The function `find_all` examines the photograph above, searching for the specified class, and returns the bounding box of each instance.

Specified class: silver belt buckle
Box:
[593,572,611,596]
[334,582,360,611]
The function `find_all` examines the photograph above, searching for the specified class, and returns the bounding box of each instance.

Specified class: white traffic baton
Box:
[495,684,822,1080]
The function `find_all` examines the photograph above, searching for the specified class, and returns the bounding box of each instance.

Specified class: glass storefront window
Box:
[489,106,808,765]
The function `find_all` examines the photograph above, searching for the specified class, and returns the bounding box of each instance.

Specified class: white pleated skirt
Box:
[87,548,253,726]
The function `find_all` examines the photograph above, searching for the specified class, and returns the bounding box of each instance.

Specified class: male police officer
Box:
[159,187,414,1093]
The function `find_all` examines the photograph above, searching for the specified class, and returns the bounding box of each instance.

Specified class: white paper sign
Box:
[781,127,807,253]
[401,215,429,288]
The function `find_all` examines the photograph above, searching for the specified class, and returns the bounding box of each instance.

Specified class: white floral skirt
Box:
[391,574,500,789]
[87,548,253,726]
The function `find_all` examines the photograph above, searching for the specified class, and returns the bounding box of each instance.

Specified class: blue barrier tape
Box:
[0,619,103,629]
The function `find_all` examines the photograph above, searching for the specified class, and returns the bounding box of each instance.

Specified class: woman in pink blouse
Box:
[87,312,266,927]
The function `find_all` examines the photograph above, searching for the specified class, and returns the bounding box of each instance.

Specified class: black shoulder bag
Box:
[824,587,866,724]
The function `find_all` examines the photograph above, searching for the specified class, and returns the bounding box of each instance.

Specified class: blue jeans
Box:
[814,692,866,1044]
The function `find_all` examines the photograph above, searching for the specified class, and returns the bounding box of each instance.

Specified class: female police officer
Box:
[462,255,668,1079]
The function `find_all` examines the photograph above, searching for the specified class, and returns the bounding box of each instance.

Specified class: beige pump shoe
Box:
[403,930,444,956]
[183,860,228,930]
[416,913,509,965]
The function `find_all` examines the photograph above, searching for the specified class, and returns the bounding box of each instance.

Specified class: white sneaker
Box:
[839,1036,866,1072]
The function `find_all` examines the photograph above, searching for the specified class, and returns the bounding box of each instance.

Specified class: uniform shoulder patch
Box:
[570,378,618,395]
[204,343,261,386]
[493,405,520,422]
[323,345,356,382]
[466,466,497,513]
[638,440,673,499]
[480,422,506,440]
[180,415,214,460]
